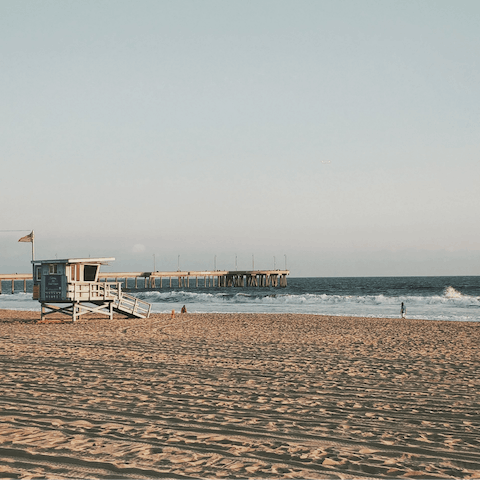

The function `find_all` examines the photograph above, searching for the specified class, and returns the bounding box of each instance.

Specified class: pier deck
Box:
[0,270,289,293]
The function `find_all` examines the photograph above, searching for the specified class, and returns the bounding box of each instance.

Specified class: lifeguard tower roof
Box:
[32,257,115,265]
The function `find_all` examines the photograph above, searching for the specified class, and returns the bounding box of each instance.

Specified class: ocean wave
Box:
[134,289,480,307]
[444,286,467,298]
[1,283,479,321]
[2,288,479,308]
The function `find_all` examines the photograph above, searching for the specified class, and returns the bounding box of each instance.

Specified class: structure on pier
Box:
[31,257,151,322]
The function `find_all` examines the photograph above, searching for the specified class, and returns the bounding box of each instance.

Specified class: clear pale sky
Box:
[1,0,479,276]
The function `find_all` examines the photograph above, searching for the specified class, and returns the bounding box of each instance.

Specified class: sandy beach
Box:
[0,310,478,479]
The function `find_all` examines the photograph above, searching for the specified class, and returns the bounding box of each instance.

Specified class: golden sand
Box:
[0,309,479,478]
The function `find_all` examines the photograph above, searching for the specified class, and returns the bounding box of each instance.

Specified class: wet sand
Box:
[0,309,479,479]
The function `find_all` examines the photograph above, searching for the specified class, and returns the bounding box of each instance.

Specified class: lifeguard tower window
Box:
[36,266,41,281]
[84,265,98,282]
[49,264,58,274]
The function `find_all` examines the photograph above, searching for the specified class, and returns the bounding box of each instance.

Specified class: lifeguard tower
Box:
[32,257,151,322]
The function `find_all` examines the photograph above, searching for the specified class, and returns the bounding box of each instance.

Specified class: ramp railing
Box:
[66,282,151,318]
[110,286,151,318]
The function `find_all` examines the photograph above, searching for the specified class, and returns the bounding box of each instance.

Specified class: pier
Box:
[0,274,30,294]
[99,270,289,289]
[0,270,289,294]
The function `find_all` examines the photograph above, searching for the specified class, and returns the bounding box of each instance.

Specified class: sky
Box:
[1,0,479,276]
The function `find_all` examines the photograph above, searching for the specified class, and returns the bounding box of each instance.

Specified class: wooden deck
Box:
[0,270,290,293]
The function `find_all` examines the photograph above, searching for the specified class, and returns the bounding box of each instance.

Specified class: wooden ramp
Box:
[41,285,151,322]
[111,289,151,319]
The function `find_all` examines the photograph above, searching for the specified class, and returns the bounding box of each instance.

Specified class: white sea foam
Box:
[1,284,479,321]
[137,289,480,307]
[133,288,480,321]
[0,292,39,311]
[444,286,466,298]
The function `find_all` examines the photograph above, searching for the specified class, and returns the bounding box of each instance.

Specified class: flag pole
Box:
[32,230,35,261]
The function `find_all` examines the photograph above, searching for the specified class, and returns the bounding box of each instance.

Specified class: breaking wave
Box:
[443,286,466,299]
[1,279,479,321]
[137,288,480,306]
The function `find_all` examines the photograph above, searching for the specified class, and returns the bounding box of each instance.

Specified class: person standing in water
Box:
[400,302,406,319]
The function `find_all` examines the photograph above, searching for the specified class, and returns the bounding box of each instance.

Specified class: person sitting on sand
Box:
[181,305,187,314]
[400,302,406,319]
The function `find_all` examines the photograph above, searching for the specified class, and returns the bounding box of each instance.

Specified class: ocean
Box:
[1,276,479,322]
